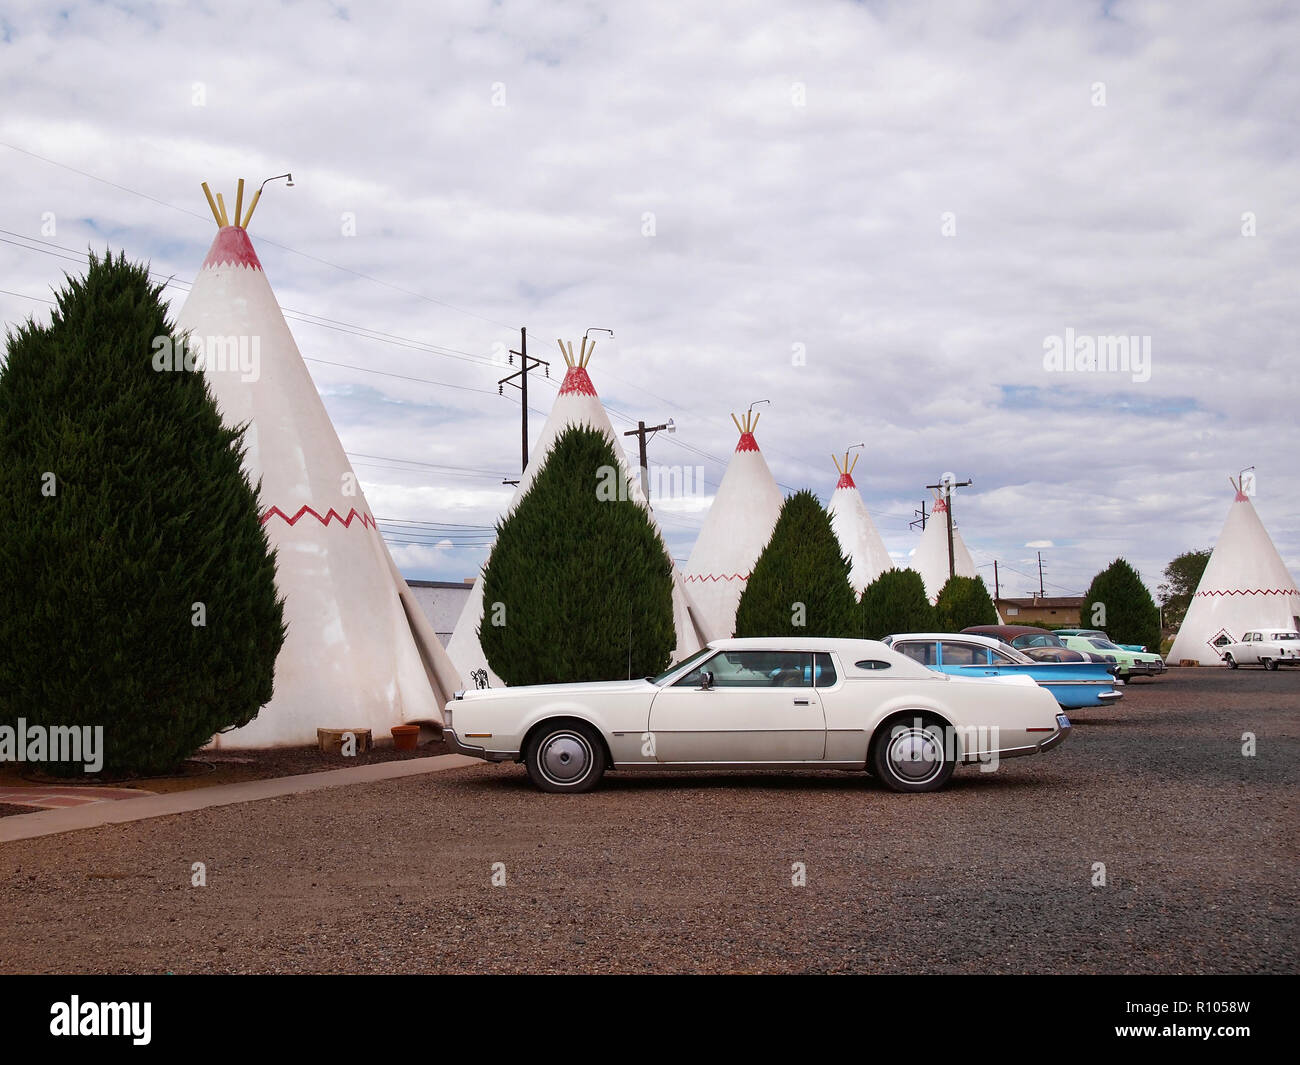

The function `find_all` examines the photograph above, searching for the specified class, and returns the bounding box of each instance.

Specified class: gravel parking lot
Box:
[1,668,1295,974]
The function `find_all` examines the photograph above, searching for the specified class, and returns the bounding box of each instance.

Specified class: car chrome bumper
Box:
[1037,719,1072,753]
[1096,689,1124,703]
[444,729,518,763]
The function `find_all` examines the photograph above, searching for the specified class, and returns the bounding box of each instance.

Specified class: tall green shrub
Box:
[935,575,998,631]
[1082,558,1161,652]
[0,251,285,776]
[479,425,675,684]
[734,490,857,638]
[858,568,935,639]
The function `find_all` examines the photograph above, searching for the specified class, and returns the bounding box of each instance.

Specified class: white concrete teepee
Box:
[682,410,785,638]
[827,450,892,594]
[1167,480,1300,665]
[912,492,977,603]
[446,337,709,687]
[175,179,461,746]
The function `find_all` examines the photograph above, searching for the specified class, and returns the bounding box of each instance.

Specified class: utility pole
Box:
[994,560,1000,601]
[1037,552,1045,599]
[926,474,973,581]
[497,327,549,475]
[623,418,675,499]
[910,501,928,532]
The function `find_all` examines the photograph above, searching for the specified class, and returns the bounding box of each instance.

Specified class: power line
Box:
[0,230,506,369]
[0,141,519,330]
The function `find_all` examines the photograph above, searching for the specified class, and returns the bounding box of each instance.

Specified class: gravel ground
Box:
[0,668,1295,974]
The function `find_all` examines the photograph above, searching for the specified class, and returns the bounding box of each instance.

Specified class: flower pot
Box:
[391,725,420,751]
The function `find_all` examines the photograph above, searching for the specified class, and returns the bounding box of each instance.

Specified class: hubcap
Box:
[887,727,944,783]
[540,731,592,785]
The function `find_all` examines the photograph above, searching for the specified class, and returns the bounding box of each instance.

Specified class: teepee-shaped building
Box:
[912,492,978,603]
[827,450,892,594]
[681,410,785,638]
[1168,480,1300,665]
[446,337,710,687]
[175,180,460,746]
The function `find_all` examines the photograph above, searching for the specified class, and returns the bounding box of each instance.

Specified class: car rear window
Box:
[814,652,838,687]
[894,642,934,666]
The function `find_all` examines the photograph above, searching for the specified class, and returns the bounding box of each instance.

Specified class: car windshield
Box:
[1089,638,1120,650]
[997,643,1035,664]
[651,646,713,685]
[1013,633,1062,648]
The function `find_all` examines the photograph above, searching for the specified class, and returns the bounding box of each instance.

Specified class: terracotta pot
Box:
[391,725,420,751]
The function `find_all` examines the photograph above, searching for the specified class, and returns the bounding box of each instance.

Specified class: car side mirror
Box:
[698,670,714,691]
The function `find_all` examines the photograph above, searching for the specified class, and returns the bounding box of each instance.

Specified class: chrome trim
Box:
[612,760,866,771]
[444,729,518,763]
[1096,689,1125,702]
[959,744,1037,762]
[1036,721,1072,753]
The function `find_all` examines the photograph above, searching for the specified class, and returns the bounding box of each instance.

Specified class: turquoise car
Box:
[883,633,1124,710]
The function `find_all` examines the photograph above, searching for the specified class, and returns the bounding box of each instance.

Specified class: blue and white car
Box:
[883,633,1124,710]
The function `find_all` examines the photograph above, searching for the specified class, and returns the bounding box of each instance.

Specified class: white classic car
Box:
[444,638,1071,793]
[1220,629,1300,670]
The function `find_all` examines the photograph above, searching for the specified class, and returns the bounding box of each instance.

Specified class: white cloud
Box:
[2,0,1296,594]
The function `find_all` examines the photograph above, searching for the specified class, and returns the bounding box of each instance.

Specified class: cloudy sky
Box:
[2,0,1296,600]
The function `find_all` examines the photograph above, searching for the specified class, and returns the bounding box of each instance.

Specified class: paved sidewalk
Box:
[0,754,480,843]
[0,785,155,809]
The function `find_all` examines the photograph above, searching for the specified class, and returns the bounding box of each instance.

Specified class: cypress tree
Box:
[734,489,857,638]
[479,425,675,684]
[858,567,935,639]
[1081,558,1161,652]
[0,251,285,777]
[934,574,998,631]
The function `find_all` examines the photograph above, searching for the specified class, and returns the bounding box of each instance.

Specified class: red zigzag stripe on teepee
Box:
[684,573,752,583]
[261,505,377,530]
[1194,588,1299,597]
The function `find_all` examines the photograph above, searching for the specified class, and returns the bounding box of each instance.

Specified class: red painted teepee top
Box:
[555,337,601,396]
[732,409,763,452]
[558,365,597,397]
[202,226,262,271]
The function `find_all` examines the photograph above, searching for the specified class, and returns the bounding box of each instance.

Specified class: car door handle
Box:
[793,698,811,706]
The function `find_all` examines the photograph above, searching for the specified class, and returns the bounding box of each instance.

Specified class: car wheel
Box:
[871,714,955,793]
[1264,658,1278,671]
[1224,654,1237,669]
[524,720,606,793]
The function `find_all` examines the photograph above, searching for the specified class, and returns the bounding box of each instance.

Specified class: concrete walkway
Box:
[0,753,481,844]
[0,785,155,809]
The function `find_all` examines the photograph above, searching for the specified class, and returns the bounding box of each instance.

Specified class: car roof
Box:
[963,624,1054,637]
[887,632,1007,649]
[709,637,891,653]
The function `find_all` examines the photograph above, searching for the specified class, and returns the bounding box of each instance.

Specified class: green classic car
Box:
[1055,628,1148,653]
[1057,635,1165,680]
